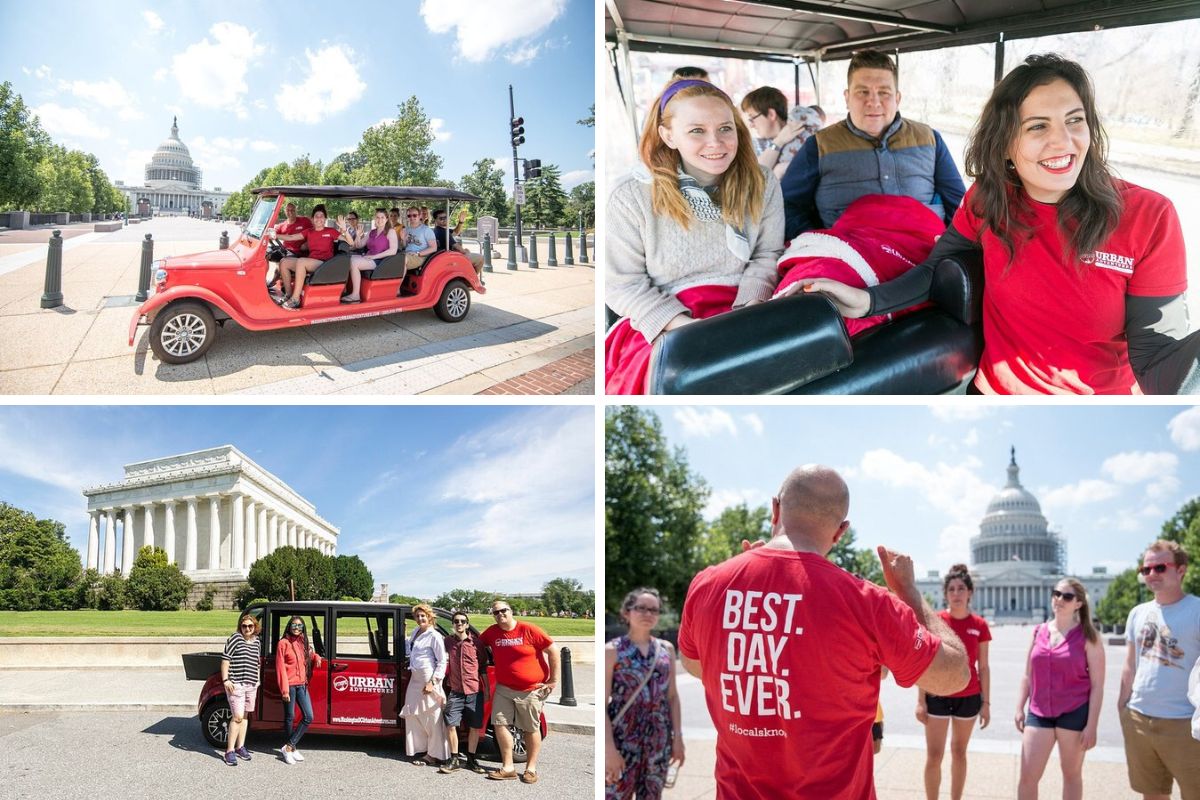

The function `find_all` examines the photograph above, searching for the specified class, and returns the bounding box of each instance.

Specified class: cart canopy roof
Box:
[251,185,482,202]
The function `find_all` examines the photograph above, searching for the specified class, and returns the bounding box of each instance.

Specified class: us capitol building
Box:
[916,449,1116,621]
[115,118,231,217]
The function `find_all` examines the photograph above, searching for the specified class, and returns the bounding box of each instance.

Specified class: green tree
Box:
[1095,567,1142,626]
[354,97,443,186]
[35,146,94,213]
[523,163,568,227]
[246,546,337,600]
[606,406,709,616]
[460,158,509,222]
[695,502,770,567]
[0,82,49,209]
[827,527,885,585]
[577,105,595,127]
[331,554,374,600]
[388,593,424,606]
[1160,496,1200,596]
[0,502,81,610]
[126,546,192,611]
[565,181,595,229]
[542,577,586,614]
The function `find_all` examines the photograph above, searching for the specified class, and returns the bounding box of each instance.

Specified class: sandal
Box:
[520,770,538,784]
[340,295,361,304]
[283,298,301,310]
[487,768,519,781]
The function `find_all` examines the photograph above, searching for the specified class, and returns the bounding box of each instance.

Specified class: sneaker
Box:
[235,747,252,761]
[438,756,462,774]
[223,751,238,766]
[467,756,486,774]
[280,747,296,765]
[291,748,304,762]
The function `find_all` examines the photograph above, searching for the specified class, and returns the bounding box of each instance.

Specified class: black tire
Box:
[149,301,216,364]
[200,697,231,748]
[478,723,529,764]
[434,279,470,322]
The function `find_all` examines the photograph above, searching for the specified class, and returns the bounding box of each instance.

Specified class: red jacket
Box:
[276,635,320,692]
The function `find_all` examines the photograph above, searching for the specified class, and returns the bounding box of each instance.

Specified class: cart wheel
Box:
[200,697,231,748]
[435,279,470,322]
[149,301,216,364]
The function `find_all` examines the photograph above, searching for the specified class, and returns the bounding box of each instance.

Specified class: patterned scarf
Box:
[677,166,751,261]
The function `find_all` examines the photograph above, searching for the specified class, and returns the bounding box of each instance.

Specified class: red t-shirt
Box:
[677,549,941,800]
[937,611,990,698]
[302,226,341,261]
[481,621,552,691]
[277,216,312,254]
[954,180,1186,394]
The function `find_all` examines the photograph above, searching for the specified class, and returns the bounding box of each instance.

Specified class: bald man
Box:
[676,465,969,800]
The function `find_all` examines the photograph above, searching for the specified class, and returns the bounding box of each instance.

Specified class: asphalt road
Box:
[0,710,595,800]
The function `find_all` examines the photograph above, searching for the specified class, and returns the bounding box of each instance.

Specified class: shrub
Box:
[126,547,192,611]
[0,503,82,610]
[97,574,126,610]
[75,568,104,610]
[246,546,336,600]
[195,586,216,612]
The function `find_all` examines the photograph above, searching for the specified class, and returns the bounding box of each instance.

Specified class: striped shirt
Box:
[222,633,261,685]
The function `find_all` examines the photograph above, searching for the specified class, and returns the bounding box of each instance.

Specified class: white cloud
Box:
[673,407,738,438]
[419,0,566,63]
[1039,479,1120,508]
[430,118,452,142]
[172,22,265,108]
[24,65,51,79]
[930,406,995,422]
[274,45,364,124]
[858,449,993,524]
[1169,406,1200,451]
[561,169,594,190]
[251,140,278,152]
[741,413,764,436]
[1101,451,1178,484]
[0,418,108,494]
[704,488,770,520]
[188,135,241,173]
[31,104,109,139]
[143,10,164,31]
[60,78,142,120]
[153,68,168,83]
[117,148,154,184]
[963,428,979,447]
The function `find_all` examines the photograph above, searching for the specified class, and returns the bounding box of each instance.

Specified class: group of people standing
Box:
[605,465,1200,800]
[605,48,1200,394]
[216,600,558,785]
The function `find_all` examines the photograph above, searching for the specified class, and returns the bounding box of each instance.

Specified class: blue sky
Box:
[4,1,594,194]
[647,404,1200,579]
[0,405,595,597]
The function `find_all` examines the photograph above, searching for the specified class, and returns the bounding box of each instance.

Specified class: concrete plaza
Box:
[0,218,595,395]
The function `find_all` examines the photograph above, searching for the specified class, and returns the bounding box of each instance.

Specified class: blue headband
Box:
[659,79,724,113]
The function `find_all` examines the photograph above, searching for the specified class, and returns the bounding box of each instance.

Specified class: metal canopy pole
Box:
[994,32,1006,85]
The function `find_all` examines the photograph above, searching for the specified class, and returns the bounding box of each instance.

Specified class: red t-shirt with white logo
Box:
[277,216,312,254]
[937,611,990,698]
[481,621,552,691]
[954,181,1186,394]
[302,226,341,261]
[677,549,941,800]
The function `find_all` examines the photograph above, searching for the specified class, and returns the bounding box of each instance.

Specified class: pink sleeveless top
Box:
[366,227,392,257]
[1028,623,1090,717]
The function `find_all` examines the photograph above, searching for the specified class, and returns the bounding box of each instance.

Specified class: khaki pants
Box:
[1120,706,1200,798]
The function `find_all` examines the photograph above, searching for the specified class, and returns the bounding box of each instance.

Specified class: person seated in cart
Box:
[433,208,485,280]
[274,204,342,309]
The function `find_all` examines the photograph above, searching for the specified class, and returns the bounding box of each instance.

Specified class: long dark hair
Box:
[1060,578,1098,644]
[963,53,1122,269]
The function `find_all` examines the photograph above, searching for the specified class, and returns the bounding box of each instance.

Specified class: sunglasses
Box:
[453,619,469,625]
[1140,564,1171,575]
[289,623,304,629]
[406,213,420,218]
[240,623,255,629]
[492,608,512,616]
[631,605,661,615]
[1050,590,1076,601]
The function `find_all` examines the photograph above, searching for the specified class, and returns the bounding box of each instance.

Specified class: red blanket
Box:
[604,284,739,395]
[775,194,945,336]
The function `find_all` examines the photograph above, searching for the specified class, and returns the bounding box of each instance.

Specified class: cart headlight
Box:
[153,261,168,285]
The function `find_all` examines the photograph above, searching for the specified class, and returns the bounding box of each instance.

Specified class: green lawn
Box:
[0,610,595,638]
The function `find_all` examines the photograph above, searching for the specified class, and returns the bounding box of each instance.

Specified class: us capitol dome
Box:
[115,118,231,218]
[916,448,1116,621]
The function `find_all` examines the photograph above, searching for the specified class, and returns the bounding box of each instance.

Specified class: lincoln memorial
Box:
[82,446,338,585]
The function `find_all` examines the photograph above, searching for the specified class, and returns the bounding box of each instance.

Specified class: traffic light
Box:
[510,117,525,148]
[524,159,542,180]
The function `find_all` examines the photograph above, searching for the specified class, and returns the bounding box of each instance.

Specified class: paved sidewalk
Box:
[0,664,596,735]
[670,737,1179,799]
[0,218,595,394]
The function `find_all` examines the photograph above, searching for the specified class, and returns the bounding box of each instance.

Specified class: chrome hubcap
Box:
[161,313,208,357]
[446,287,468,317]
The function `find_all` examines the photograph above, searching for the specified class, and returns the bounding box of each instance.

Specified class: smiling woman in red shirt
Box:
[273,204,343,310]
[792,54,1199,394]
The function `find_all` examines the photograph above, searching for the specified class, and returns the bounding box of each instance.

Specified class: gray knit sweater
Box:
[605,166,785,341]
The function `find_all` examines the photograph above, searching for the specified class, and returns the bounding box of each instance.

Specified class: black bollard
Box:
[546,232,558,267]
[558,646,577,707]
[579,228,589,264]
[528,231,539,269]
[40,230,64,309]
[564,231,574,266]
[506,232,518,271]
[219,230,229,249]
[135,233,153,302]
[483,233,493,273]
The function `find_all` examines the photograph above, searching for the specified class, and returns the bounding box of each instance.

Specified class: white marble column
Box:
[184,498,198,572]
[163,501,177,564]
[231,494,244,570]
[118,510,132,574]
[207,496,222,569]
[302,529,310,549]
[142,503,156,552]
[268,513,278,554]
[87,511,100,570]
[102,511,116,573]
[257,505,268,559]
[286,520,295,548]
[244,499,257,566]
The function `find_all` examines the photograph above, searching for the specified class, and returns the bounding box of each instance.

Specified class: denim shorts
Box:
[444,690,485,729]
[1026,701,1088,731]
[925,692,982,719]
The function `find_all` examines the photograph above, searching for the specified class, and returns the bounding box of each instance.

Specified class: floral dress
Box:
[606,635,673,800]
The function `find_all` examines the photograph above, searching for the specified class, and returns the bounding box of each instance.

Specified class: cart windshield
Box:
[243,195,278,240]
